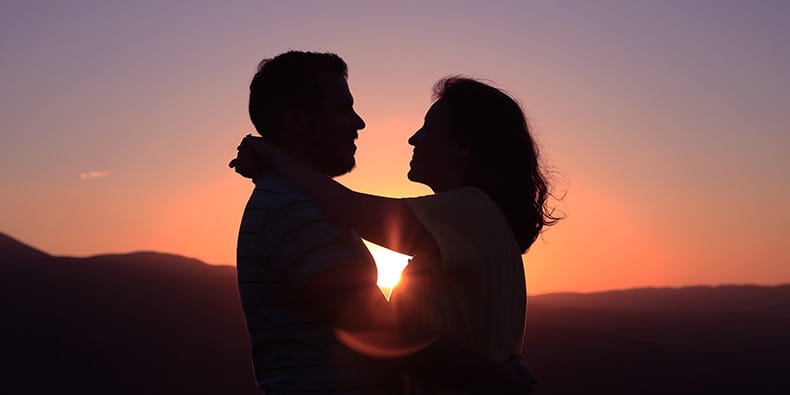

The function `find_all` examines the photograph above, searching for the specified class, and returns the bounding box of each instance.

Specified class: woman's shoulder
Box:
[409,186,494,209]
[414,186,507,226]
[405,186,518,272]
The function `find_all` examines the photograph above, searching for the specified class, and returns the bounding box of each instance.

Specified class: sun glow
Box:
[363,240,411,297]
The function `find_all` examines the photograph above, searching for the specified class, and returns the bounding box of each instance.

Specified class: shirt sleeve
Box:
[264,198,375,286]
[405,187,512,273]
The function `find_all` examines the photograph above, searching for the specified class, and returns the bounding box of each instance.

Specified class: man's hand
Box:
[229,134,265,179]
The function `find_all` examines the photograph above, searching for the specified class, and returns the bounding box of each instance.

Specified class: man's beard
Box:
[307,142,356,177]
[324,158,355,178]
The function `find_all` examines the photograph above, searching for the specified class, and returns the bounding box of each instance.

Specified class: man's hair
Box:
[433,77,560,252]
[249,51,348,140]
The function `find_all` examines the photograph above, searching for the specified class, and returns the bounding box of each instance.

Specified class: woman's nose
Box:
[408,129,421,146]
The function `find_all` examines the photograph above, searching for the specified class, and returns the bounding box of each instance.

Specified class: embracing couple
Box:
[231,50,557,395]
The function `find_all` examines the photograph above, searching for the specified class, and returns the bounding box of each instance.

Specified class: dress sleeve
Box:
[405,187,510,273]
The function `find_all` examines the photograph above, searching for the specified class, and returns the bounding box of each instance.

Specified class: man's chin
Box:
[326,161,355,178]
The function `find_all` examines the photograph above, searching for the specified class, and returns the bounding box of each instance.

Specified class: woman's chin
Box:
[406,168,418,182]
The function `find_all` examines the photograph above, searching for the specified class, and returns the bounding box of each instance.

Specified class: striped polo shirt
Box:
[237,172,402,395]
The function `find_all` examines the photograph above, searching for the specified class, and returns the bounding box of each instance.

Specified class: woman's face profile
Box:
[407,100,467,190]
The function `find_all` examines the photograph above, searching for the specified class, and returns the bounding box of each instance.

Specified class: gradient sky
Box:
[2,0,788,294]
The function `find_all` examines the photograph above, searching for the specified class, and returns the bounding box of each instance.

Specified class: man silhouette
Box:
[234,50,533,394]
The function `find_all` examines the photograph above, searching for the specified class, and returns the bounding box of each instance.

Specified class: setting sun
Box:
[363,240,411,297]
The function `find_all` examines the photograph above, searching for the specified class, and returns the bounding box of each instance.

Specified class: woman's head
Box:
[408,77,559,252]
[407,99,468,191]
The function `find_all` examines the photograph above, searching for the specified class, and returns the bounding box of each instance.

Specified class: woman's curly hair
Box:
[433,77,561,252]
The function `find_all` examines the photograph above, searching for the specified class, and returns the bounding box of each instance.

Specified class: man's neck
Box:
[274,137,327,177]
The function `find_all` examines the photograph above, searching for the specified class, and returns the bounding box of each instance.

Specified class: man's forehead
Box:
[316,72,352,101]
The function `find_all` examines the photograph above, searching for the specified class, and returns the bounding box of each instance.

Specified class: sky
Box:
[1,0,789,294]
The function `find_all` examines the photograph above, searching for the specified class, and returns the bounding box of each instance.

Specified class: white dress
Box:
[393,187,527,395]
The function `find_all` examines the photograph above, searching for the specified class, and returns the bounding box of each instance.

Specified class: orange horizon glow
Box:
[2,2,789,295]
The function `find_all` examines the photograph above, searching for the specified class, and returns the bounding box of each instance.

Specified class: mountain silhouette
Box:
[0,232,50,262]
[526,286,790,394]
[2,232,787,394]
[530,285,790,317]
[1,233,258,395]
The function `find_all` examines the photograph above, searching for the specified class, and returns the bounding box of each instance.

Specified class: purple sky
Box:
[1,0,788,293]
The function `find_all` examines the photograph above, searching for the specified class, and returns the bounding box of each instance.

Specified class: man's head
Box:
[249,51,365,177]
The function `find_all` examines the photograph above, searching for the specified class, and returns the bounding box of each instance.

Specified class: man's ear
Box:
[282,107,311,137]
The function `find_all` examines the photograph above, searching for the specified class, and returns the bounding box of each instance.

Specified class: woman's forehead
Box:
[425,99,449,121]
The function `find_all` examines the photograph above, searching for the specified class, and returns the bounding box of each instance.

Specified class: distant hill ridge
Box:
[531,284,790,314]
[0,232,210,269]
[1,232,255,395]
[74,251,211,268]
[3,231,785,298]
[0,231,50,262]
[2,231,788,394]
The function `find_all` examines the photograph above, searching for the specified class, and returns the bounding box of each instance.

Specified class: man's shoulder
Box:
[239,173,371,285]
[246,173,318,212]
[252,172,307,198]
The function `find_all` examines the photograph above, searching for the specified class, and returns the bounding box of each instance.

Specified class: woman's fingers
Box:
[229,134,264,178]
[238,149,260,178]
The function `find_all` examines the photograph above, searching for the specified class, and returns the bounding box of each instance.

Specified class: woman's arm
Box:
[238,136,433,256]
